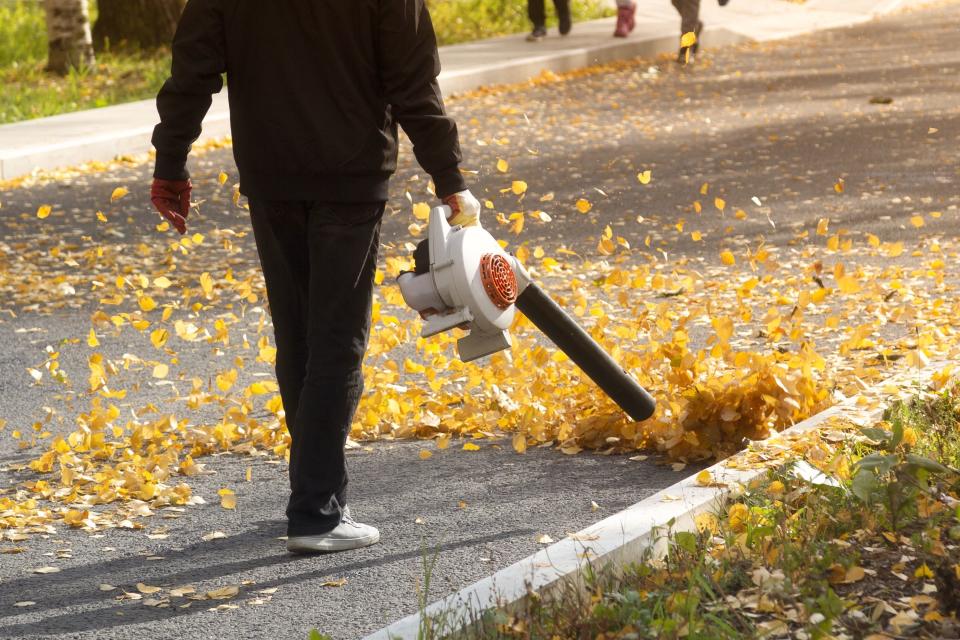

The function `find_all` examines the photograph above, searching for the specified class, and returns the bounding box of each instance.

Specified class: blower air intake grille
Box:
[479,254,518,310]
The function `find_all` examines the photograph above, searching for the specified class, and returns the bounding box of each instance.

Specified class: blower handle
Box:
[515,282,656,422]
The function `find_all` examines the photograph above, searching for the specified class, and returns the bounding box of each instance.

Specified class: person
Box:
[613,1,636,38]
[672,0,730,63]
[149,0,481,555]
[526,0,571,41]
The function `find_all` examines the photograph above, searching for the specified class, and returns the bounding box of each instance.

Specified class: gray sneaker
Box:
[286,508,380,554]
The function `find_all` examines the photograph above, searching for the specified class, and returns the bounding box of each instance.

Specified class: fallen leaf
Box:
[32,567,60,574]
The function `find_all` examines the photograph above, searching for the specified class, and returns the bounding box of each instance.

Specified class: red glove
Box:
[150,178,192,235]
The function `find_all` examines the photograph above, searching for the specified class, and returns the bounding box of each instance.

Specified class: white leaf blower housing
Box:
[397,206,521,361]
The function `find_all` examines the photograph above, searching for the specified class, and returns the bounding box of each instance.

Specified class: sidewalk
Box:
[0,0,928,182]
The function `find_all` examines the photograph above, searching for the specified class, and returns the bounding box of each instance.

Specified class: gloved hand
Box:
[441,190,482,228]
[150,178,192,235]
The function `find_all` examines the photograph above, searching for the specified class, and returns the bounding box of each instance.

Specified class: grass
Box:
[0,0,612,125]
[429,384,960,639]
[0,53,171,124]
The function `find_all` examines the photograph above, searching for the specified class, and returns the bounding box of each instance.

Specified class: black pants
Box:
[528,0,570,29]
[249,199,383,536]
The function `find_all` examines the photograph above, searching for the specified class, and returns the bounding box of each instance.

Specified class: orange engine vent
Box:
[479,254,518,310]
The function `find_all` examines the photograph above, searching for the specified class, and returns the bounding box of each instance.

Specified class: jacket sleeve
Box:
[377,0,467,198]
[151,0,226,181]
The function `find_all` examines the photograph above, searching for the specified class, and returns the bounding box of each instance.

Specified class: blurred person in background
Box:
[526,0,571,41]
[672,0,730,63]
[613,1,635,37]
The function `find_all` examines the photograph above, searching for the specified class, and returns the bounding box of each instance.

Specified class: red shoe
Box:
[613,3,636,37]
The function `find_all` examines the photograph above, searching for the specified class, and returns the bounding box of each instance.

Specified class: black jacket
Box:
[152,0,467,202]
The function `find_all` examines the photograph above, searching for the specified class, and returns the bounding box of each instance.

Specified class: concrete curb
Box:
[363,361,953,639]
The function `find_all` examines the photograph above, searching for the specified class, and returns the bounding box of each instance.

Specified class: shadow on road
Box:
[0,520,533,636]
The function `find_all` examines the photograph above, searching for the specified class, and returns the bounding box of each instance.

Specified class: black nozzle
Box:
[515,283,656,422]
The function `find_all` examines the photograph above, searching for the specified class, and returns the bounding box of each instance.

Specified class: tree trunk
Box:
[92,0,186,52]
[44,0,95,75]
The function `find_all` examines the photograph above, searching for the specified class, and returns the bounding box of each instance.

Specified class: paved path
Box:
[1,1,959,638]
[0,0,932,181]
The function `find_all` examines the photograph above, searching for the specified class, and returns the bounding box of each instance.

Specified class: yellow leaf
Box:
[695,470,713,486]
[837,275,861,294]
[150,328,169,349]
[512,432,527,454]
[816,218,830,236]
[37,205,52,219]
[419,449,433,460]
[216,369,238,392]
[463,442,480,451]
[637,170,652,185]
[218,488,237,510]
[910,215,925,228]
[767,480,785,495]
[699,182,709,195]
[218,171,228,185]
[136,583,161,594]
[575,198,592,214]
[153,276,173,289]
[96,210,107,222]
[884,241,904,257]
[496,158,509,173]
[320,579,347,588]
[207,585,240,599]
[720,250,736,266]
[714,197,726,211]
[866,233,880,248]
[511,180,528,195]
[152,364,169,379]
[87,328,99,348]
[844,566,866,583]
[680,31,697,48]
[138,296,157,312]
[110,187,129,202]
[156,221,170,232]
[834,179,845,193]
[728,503,749,532]
[691,231,702,241]
[915,563,934,579]
[412,202,430,220]
[200,272,214,297]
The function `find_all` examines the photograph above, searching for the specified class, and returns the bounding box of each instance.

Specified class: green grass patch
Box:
[436,385,960,639]
[0,52,171,124]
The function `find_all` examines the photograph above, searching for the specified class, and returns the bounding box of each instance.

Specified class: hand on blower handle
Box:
[441,189,482,228]
[150,178,192,235]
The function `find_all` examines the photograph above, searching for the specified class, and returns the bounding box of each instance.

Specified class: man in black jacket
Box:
[150,0,480,554]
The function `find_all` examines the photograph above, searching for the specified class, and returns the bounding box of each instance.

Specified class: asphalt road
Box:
[2,2,960,638]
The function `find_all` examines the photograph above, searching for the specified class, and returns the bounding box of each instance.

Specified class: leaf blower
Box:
[397,206,656,422]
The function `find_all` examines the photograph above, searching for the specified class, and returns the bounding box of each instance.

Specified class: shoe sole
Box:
[286,531,380,554]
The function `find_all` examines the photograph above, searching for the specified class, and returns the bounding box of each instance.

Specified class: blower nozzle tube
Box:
[515,282,656,422]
